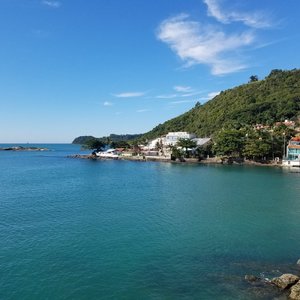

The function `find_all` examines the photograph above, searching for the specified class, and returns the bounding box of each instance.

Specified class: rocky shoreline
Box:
[245,260,300,299]
[68,153,282,167]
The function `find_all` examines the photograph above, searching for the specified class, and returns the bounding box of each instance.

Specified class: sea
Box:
[0,144,300,300]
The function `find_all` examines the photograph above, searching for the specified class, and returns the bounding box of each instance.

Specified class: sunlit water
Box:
[1,144,300,299]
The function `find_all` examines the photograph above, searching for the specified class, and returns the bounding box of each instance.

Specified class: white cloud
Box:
[157,14,254,75]
[155,89,203,99]
[204,0,271,28]
[103,101,113,106]
[136,109,150,113]
[181,91,203,97]
[156,94,178,99]
[114,92,145,98]
[174,85,193,92]
[42,0,61,8]
[170,100,196,104]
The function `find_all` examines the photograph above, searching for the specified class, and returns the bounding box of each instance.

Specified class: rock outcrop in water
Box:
[245,260,300,299]
[290,281,300,299]
[272,274,299,289]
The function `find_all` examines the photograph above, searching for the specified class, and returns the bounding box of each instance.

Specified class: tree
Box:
[110,140,130,149]
[212,129,245,157]
[83,138,105,150]
[194,101,201,108]
[243,137,271,160]
[195,143,212,160]
[176,138,197,158]
[249,75,258,82]
[170,146,184,161]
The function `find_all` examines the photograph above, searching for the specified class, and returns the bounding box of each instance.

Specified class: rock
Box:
[272,274,299,289]
[245,274,259,282]
[290,281,300,299]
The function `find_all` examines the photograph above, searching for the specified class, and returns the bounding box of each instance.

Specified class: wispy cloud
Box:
[157,14,254,75]
[181,91,203,97]
[103,101,113,106]
[156,87,203,99]
[169,100,196,104]
[136,109,150,113]
[174,85,193,92]
[203,0,271,28]
[114,92,145,98]
[156,94,178,99]
[42,0,61,8]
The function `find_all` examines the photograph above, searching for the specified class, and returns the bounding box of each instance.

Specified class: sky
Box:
[0,0,299,143]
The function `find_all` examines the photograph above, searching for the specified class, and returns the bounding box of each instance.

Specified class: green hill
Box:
[142,69,300,140]
[72,133,142,144]
[72,136,95,144]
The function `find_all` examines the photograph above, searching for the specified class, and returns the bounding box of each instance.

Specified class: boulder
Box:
[290,281,300,299]
[272,274,299,289]
[245,274,259,282]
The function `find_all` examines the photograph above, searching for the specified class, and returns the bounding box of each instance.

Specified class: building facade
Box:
[286,137,300,160]
[283,137,300,167]
[164,132,196,146]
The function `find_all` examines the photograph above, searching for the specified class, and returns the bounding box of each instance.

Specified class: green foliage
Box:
[243,131,271,160]
[249,75,259,82]
[213,129,245,157]
[82,138,105,150]
[170,146,184,161]
[177,138,197,149]
[195,143,212,159]
[141,69,300,140]
[110,140,130,149]
[107,134,143,142]
[73,133,142,145]
[176,138,197,158]
[72,136,95,144]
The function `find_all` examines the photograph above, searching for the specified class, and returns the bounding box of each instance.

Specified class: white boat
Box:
[95,148,119,159]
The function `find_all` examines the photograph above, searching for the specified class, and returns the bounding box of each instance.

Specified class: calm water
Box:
[0,144,300,300]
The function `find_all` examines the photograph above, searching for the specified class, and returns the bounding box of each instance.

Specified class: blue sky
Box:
[0,0,299,142]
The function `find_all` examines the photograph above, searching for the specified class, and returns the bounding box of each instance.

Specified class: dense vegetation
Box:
[72,136,95,144]
[141,69,300,141]
[212,125,295,160]
[72,133,142,145]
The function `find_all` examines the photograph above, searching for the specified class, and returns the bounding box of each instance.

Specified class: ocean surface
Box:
[1,144,300,300]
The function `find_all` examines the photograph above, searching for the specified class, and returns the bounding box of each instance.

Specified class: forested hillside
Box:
[142,69,300,140]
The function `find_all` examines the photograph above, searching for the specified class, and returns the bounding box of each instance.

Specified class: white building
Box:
[145,132,211,157]
[164,132,196,146]
[146,137,165,150]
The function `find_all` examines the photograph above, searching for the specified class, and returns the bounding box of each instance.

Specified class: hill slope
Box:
[142,69,300,140]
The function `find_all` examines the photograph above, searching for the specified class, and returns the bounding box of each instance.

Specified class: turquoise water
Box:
[0,144,300,300]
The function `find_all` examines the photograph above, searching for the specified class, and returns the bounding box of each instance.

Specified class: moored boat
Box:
[95,148,119,159]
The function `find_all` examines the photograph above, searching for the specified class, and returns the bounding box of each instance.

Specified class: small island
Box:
[0,146,49,151]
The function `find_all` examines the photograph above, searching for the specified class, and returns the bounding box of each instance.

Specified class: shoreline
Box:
[68,154,283,167]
